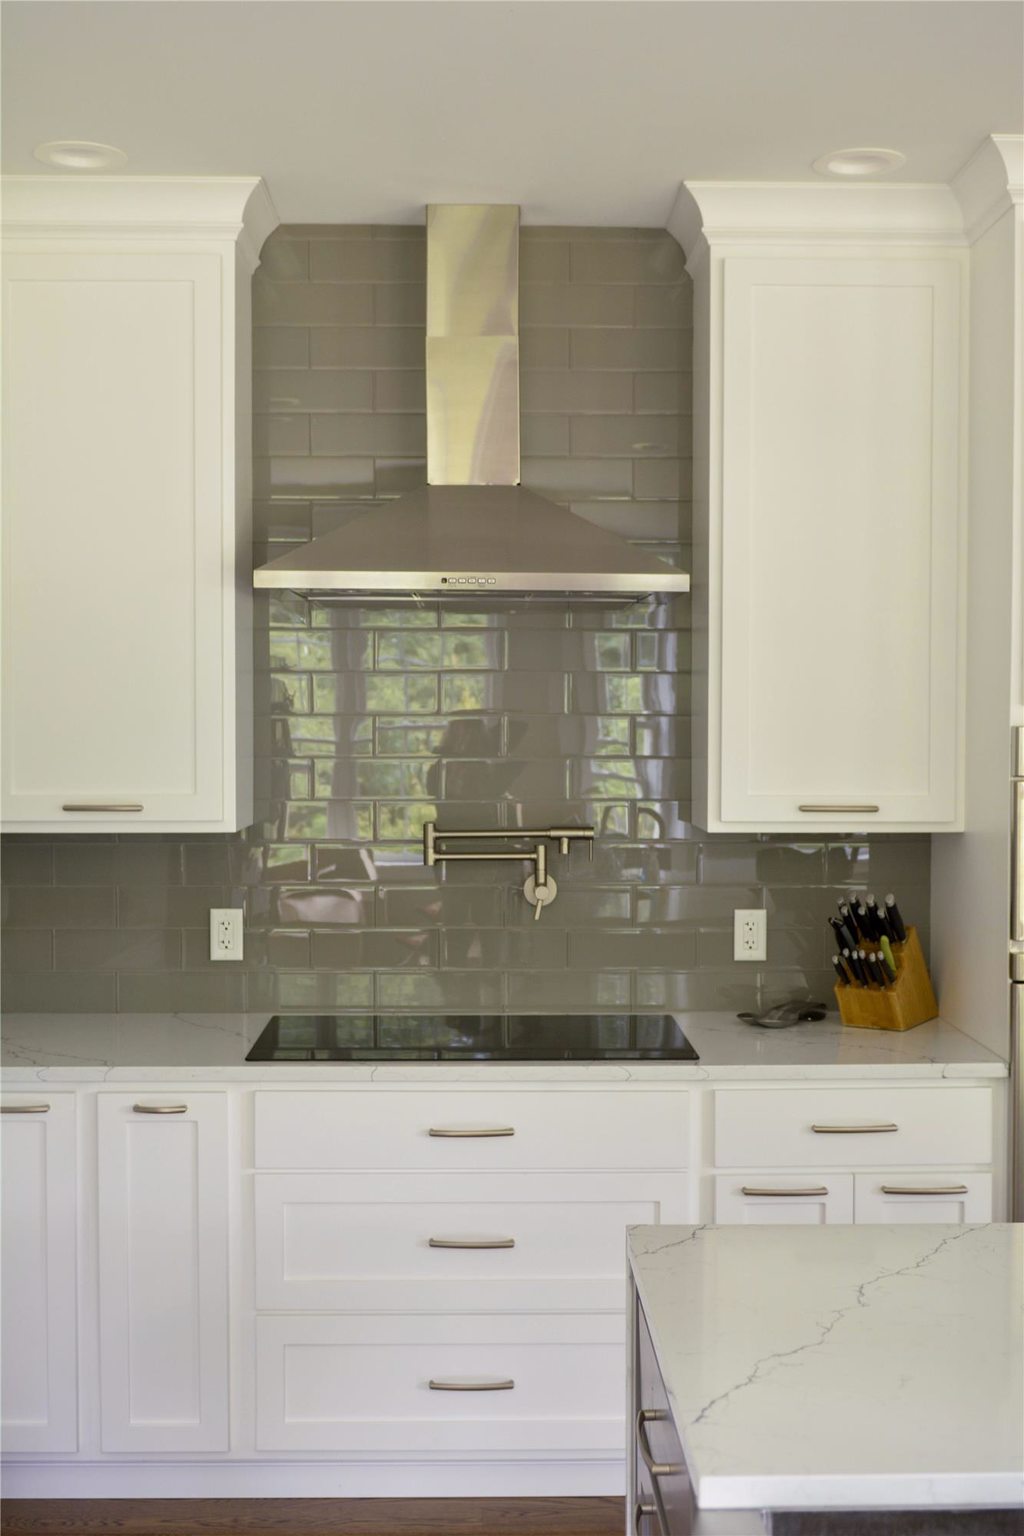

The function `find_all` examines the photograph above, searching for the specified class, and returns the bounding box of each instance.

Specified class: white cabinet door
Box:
[0,178,275,833]
[714,1173,854,1225]
[697,250,964,832]
[97,1092,229,1452]
[0,1095,77,1451]
[854,1172,992,1224]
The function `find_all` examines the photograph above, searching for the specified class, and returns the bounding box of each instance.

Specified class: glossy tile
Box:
[254,369,373,413]
[571,239,686,284]
[1,843,54,884]
[310,239,425,284]
[311,326,423,369]
[55,929,182,972]
[522,283,634,328]
[1,972,117,1011]
[520,370,632,415]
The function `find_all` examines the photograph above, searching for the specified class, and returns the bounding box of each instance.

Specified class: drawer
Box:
[255,1170,690,1312]
[713,1086,992,1168]
[255,1312,625,1453]
[854,1171,992,1224]
[253,1089,689,1171]
[714,1173,853,1224]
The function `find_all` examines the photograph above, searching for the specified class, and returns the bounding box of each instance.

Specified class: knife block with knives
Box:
[835,926,938,1031]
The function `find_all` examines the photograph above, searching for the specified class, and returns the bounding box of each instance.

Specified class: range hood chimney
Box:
[253,205,689,602]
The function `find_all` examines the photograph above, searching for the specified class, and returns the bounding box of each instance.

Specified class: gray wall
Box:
[0,226,931,1014]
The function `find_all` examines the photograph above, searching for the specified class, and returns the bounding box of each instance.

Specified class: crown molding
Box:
[667,179,967,262]
[950,135,1024,245]
[1,176,279,272]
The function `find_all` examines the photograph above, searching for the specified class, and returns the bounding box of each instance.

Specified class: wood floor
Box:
[0,1499,625,1536]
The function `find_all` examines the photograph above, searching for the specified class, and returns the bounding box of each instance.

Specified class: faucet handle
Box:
[524,872,558,920]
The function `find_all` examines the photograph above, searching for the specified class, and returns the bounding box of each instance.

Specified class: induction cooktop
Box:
[245,1013,699,1062]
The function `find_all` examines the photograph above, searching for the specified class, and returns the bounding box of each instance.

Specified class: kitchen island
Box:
[628,1224,1024,1533]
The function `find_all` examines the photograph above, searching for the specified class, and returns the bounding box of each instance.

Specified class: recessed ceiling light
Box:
[33,140,127,171]
[812,147,906,178]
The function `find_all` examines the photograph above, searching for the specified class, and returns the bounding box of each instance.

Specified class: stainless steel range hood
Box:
[253,205,689,602]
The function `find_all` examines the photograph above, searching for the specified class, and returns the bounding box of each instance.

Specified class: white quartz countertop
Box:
[629,1223,1024,1512]
[0,1009,1006,1083]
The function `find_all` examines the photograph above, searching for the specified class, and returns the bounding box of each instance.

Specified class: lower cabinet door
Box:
[255,1170,690,1312]
[854,1171,992,1223]
[1,1094,78,1452]
[97,1092,229,1452]
[255,1312,624,1454]
[714,1173,854,1224]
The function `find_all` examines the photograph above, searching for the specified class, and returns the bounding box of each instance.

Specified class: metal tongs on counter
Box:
[422,822,595,920]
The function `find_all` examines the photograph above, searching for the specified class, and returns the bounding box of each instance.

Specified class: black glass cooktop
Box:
[245,1013,699,1063]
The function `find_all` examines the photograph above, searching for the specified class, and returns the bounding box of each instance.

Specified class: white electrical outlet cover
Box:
[210,907,244,962]
[733,908,767,962]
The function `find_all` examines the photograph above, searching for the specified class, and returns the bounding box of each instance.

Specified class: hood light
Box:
[33,140,128,170]
[812,147,905,178]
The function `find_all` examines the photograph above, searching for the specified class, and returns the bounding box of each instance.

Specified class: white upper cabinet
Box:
[671,183,968,832]
[1,177,278,832]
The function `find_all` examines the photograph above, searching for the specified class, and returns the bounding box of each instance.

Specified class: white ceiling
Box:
[3,1,1022,227]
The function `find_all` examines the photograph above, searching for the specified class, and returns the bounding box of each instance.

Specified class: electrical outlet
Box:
[734,908,767,962]
[210,908,244,962]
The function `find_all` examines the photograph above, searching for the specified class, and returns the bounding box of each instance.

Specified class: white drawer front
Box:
[714,1173,853,1225]
[854,1172,993,1224]
[255,1313,625,1453]
[253,1089,688,1171]
[255,1170,690,1312]
[714,1087,992,1168]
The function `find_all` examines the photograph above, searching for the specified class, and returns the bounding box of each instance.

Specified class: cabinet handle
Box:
[811,1123,898,1134]
[634,1503,661,1533]
[428,1236,515,1249]
[798,804,879,814]
[741,1186,828,1197]
[1,1103,50,1114]
[428,1378,514,1392]
[881,1185,969,1196]
[132,1104,188,1115]
[428,1126,514,1138]
[636,1409,683,1478]
[61,803,144,813]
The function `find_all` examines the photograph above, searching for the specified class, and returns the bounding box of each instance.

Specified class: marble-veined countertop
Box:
[628,1222,1024,1512]
[0,1010,1006,1083]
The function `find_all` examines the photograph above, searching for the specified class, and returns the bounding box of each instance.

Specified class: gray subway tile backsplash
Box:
[1,225,931,1014]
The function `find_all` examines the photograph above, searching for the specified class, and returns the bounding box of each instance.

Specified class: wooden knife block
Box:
[834,926,938,1032]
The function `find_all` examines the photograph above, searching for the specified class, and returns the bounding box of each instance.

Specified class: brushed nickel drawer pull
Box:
[428,1377,514,1392]
[133,1104,188,1115]
[61,803,144,812]
[811,1122,898,1134]
[429,1236,516,1249]
[1,1104,50,1114]
[881,1184,969,1196]
[637,1409,682,1478]
[428,1126,514,1138]
[741,1186,828,1198]
[798,804,879,814]
[634,1503,660,1532]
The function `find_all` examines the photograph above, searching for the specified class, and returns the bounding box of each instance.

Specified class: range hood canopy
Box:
[253,205,689,603]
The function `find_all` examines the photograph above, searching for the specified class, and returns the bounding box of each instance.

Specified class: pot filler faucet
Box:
[423,823,595,920]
